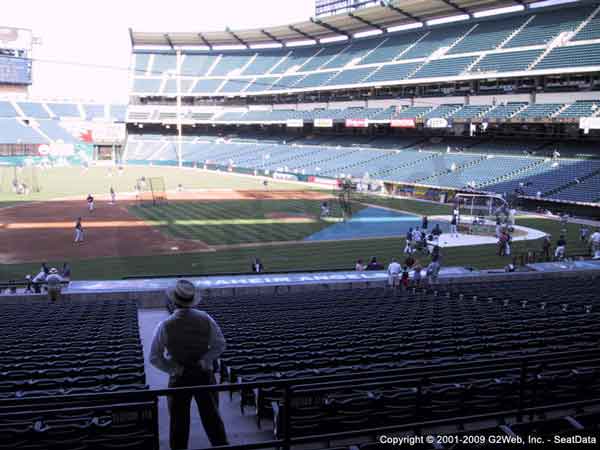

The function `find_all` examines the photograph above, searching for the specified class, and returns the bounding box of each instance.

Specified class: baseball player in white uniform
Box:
[74,217,84,243]
[87,194,94,212]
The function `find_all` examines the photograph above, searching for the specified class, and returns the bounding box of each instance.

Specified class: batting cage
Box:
[0,165,40,194]
[136,176,167,206]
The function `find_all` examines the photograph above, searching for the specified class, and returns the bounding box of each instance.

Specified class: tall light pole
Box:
[176,49,182,167]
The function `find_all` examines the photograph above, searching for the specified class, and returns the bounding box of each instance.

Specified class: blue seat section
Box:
[383,153,481,183]
[109,105,127,122]
[402,24,471,59]
[321,39,378,69]
[300,43,349,72]
[294,71,338,89]
[272,47,321,74]
[0,101,17,117]
[134,53,151,74]
[573,12,600,41]
[361,32,424,65]
[217,111,247,121]
[425,155,541,188]
[505,5,595,48]
[192,78,224,93]
[411,56,476,79]
[393,106,433,119]
[133,78,161,94]
[534,43,600,70]
[472,49,543,73]
[270,74,305,90]
[513,103,563,120]
[36,120,77,143]
[364,61,420,83]
[17,101,50,118]
[488,159,599,197]
[210,52,253,76]
[0,119,47,144]
[84,104,106,120]
[551,172,600,203]
[245,76,279,92]
[481,102,527,120]
[151,53,177,74]
[181,54,218,76]
[218,78,252,93]
[369,106,398,121]
[47,102,81,118]
[557,100,600,118]
[423,104,462,119]
[450,104,490,120]
[325,66,377,86]
[242,50,287,75]
[448,15,530,54]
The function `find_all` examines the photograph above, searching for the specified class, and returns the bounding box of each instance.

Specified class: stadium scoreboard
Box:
[0,56,32,85]
[0,26,33,85]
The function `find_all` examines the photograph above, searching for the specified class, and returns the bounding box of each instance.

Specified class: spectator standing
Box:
[580,225,590,242]
[150,280,229,449]
[251,258,264,273]
[61,263,71,283]
[422,216,429,230]
[413,261,423,287]
[406,228,413,244]
[555,235,567,260]
[450,213,458,237]
[46,268,63,302]
[426,258,441,285]
[387,258,401,289]
[355,259,366,271]
[589,229,600,258]
[542,235,552,261]
[400,266,410,290]
[110,187,116,204]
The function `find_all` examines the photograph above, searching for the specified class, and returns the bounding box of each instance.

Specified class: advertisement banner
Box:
[426,117,449,128]
[308,176,339,185]
[345,118,369,128]
[390,118,416,128]
[286,119,304,128]
[314,118,333,128]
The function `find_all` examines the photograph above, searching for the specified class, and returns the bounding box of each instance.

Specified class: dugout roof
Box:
[130,0,543,49]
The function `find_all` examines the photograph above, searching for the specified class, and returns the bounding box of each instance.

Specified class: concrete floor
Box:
[139,309,274,450]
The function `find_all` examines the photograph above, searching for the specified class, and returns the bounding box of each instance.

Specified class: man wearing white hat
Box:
[150,279,228,449]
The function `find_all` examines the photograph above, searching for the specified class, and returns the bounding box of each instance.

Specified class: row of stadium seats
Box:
[0,100,125,121]
[131,3,600,96]
[191,276,600,437]
[0,299,151,450]
[137,100,597,125]
[0,118,81,144]
[125,134,600,202]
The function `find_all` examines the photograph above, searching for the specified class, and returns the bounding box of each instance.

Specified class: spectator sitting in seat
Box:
[366,257,384,271]
[150,280,229,449]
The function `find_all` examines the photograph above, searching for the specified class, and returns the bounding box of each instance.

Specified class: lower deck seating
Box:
[0,299,151,450]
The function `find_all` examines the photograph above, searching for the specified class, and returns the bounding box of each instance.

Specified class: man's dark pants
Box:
[168,367,228,449]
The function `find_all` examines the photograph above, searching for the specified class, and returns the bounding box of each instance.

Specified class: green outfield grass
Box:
[0,165,317,203]
[128,199,355,245]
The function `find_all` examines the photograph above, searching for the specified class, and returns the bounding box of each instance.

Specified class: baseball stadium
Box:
[2,0,600,448]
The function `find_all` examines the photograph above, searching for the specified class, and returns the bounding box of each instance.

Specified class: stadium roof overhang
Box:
[130,0,540,49]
